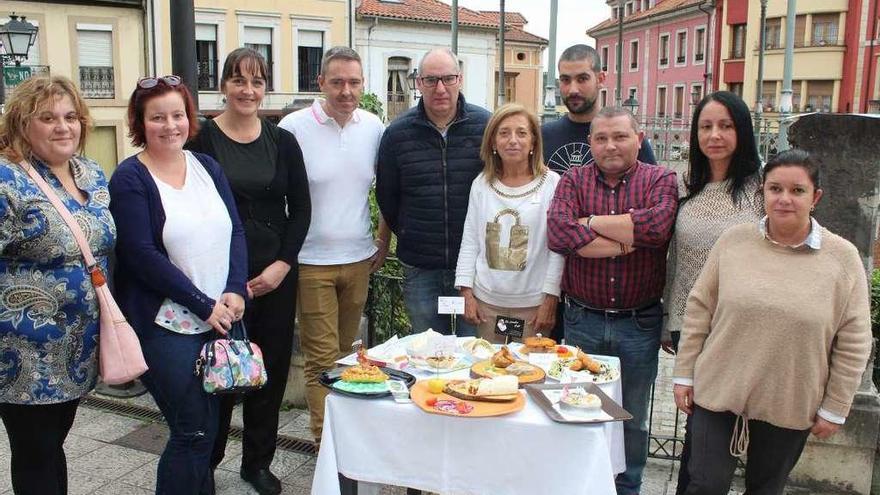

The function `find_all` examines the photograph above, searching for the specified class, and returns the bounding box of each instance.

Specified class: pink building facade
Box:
[588,0,715,123]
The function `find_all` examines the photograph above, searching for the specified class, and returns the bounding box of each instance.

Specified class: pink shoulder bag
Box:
[21,160,148,385]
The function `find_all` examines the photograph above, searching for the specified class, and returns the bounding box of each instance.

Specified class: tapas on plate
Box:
[547,350,620,384]
[410,380,526,417]
[322,346,416,398]
[443,376,519,403]
[470,346,546,385]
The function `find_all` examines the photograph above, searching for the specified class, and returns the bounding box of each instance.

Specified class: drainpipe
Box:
[498,0,505,107]
[451,0,458,54]
[616,0,624,106]
[697,0,714,92]
[864,0,879,112]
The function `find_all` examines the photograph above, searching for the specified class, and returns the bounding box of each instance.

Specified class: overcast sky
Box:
[443,0,611,70]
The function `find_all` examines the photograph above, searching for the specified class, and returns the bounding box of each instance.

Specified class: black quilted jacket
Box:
[376,95,490,269]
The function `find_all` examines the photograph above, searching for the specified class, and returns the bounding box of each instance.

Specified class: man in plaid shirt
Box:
[548,106,677,494]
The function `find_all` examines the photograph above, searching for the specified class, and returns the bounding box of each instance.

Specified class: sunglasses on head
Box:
[137,75,182,89]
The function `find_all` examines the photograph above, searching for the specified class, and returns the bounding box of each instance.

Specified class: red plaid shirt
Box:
[547,161,678,309]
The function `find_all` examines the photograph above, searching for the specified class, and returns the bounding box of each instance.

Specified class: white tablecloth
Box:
[312,360,625,495]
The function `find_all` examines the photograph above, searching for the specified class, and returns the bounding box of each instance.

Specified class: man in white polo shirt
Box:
[279,46,388,443]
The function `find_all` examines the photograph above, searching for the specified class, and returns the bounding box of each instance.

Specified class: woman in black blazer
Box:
[187,48,310,495]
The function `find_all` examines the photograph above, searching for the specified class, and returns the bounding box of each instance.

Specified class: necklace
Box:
[489,171,547,199]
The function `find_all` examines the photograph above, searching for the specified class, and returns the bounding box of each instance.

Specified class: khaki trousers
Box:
[297,259,371,441]
[475,298,540,345]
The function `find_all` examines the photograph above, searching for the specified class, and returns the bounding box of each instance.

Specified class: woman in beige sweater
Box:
[673,149,871,494]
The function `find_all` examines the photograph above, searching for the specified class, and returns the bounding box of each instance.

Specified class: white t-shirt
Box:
[454,170,565,308]
[279,99,385,265]
[151,151,231,333]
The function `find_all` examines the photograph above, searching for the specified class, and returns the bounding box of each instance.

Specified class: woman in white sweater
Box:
[455,104,563,343]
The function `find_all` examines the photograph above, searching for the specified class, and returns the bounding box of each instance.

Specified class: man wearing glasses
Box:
[377,48,490,336]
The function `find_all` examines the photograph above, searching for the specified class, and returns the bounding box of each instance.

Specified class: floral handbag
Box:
[196,321,268,394]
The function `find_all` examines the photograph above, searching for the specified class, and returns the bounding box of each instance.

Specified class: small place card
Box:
[494,316,524,338]
[432,335,458,355]
[437,296,465,315]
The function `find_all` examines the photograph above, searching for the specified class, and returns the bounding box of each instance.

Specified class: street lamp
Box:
[622,95,639,115]
[407,68,419,100]
[690,86,703,106]
[0,13,39,107]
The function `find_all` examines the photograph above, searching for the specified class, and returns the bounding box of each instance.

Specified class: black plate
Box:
[319,366,417,399]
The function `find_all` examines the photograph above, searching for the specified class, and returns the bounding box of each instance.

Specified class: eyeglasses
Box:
[418,74,460,88]
[137,75,182,89]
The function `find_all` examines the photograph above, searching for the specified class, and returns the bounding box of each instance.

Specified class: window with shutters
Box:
[728,82,743,98]
[811,14,839,46]
[629,40,639,71]
[600,89,608,107]
[601,46,609,72]
[298,30,323,92]
[806,80,833,112]
[764,18,782,49]
[675,30,687,65]
[730,24,746,59]
[387,57,410,122]
[658,33,669,66]
[77,26,114,99]
[196,24,218,91]
[694,27,705,63]
[673,85,685,119]
[656,86,667,118]
[794,15,807,47]
[762,81,777,111]
[244,26,273,91]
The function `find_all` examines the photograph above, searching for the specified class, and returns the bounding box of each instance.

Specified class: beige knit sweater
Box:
[673,223,872,429]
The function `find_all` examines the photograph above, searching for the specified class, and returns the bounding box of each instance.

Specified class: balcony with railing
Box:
[79,66,114,99]
[676,55,685,64]
[695,52,704,62]
[3,65,50,99]
[659,57,668,66]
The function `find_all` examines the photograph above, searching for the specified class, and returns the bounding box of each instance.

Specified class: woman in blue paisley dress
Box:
[0,76,115,495]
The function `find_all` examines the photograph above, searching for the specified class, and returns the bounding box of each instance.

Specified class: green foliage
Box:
[359,92,385,122]
[366,187,410,344]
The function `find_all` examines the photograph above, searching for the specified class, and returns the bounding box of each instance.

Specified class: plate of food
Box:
[525,382,632,424]
[512,336,575,359]
[443,376,520,403]
[470,346,545,385]
[461,337,495,361]
[407,353,469,373]
[410,378,525,417]
[320,346,416,398]
[546,350,620,384]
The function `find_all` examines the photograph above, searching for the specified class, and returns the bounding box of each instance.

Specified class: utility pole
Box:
[755,0,767,151]
[778,0,796,151]
[451,0,458,54]
[497,0,506,107]
[616,0,624,106]
[170,0,198,109]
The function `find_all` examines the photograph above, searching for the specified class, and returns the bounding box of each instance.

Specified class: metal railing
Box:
[197,59,218,91]
[79,66,115,99]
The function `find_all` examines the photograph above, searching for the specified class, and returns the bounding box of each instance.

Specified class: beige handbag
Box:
[485,208,529,271]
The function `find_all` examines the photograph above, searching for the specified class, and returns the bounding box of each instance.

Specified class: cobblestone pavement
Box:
[0,389,836,495]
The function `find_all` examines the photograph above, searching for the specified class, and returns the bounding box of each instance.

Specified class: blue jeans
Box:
[401,264,476,336]
[139,326,218,495]
[564,301,662,495]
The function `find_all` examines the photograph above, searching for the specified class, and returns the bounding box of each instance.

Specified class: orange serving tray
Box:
[410,380,526,418]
